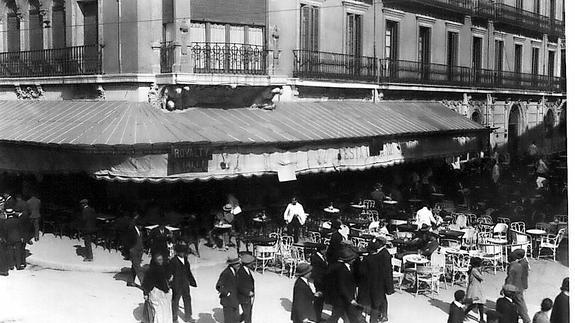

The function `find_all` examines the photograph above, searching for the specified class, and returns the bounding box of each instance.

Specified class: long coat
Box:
[327,262,357,307]
[81,206,98,234]
[291,278,317,323]
[148,227,170,258]
[4,216,22,243]
[216,267,240,308]
[550,292,569,323]
[496,297,519,323]
[236,266,255,305]
[357,248,394,308]
[169,257,197,294]
[310,252,328,292]
[326,231,344,264]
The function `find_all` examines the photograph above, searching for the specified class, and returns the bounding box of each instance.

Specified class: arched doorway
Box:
[471,110,482,124]
[508,104,521,158]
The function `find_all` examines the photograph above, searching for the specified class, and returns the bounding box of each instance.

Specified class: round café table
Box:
[214,223,233,248]
[404,254,430,294]
[324,207,340,213]
[526,229,547,257]
[383,200,398,205]
[350,204,367,210]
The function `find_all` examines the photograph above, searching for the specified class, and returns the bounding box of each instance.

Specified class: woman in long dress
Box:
[465,257,486,323]
[142,253,172,323]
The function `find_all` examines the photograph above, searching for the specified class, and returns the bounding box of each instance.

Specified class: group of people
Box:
[447,248,569,323]
[292,236,394,323]
[0,192,41,275]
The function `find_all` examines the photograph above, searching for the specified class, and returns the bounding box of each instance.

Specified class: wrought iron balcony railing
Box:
[190,42,268,75]
[293,50,378,82]
[0,44,101,77]
[383,0,473,15]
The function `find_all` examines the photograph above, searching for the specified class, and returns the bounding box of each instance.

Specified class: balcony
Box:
[0,45,101,78]
[161,42,269,75]
[293,50,378,82]
[383,0,473,19]
[474,0,564,37]
[291,50,565,93]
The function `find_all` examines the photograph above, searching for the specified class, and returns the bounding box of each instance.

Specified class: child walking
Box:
[465,257,486,323]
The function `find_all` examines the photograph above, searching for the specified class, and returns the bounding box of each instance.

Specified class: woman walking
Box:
[142,253,173,323]
[465,257,486,323]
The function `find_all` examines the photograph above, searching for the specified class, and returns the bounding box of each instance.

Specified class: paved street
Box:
[0,254,568,323]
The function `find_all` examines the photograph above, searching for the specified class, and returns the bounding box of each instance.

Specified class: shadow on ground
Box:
[280,297,292,312]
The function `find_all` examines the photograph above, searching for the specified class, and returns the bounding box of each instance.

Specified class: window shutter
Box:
[311,6,319,51]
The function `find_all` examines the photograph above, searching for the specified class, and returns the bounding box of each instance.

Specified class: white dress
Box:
[146,287,172,323]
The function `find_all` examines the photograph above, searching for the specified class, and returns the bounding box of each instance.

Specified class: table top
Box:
[144,225,180,231]
[404,254,429,264]
[438,230,465,237]
[486,238,508,244]
[252,217,271,223]
[389,219,408,225]
[350,204,367,209]
[383,200,398,205]
[431,193,445,197]
[526,229,547,235]
[324,207,340,213]
[96,215,115,221]
[294,242,323,249]
[247,236,277,245]
[214,223,232,229]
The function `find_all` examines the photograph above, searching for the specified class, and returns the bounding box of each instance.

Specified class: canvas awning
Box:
[0,100,490,182]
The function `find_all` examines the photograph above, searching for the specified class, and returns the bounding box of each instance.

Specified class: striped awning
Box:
[0,100,486,150]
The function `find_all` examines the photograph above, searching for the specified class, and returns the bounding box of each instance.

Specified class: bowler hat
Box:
[223,204,233,212]
[241,254,255,265]
[374,235,387,245]
[295,263,313,277]
[338,247,357,262]
[561,277,569,291]
[226,256,241,265]
[174,242,189,254]
[79,199,89,205]
[512,249,526,259]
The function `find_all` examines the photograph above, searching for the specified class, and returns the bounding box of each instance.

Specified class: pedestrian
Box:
[169,241,197,323]
[80,199,97,262]
[550,277,569,323]
[291,263,320,323]
[532,298,553,323]
[504,249,530,323]
[310,244,328,320]
[216,257,241,323]
[447,290,467,323]
[0,211,9,276]
[326,220,344,264]
[284,196,307,243]
[496,284,519,323]
[142,253,173,323]
[149,221,172,261]
[4,209,25,270]
[237,254,255,323]
[26,194,41,241]
[227,194,245,236]
[125,212,145,288]
[357,237,394,323]
[326,247,365,323]
[465,257,486,323]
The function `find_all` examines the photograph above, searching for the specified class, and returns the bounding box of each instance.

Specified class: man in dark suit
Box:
[310,245,328,321]
[359,237,394,323]
[505,249,530,323]
[216,257,242,323]
[237,254,255,323]
[550,277,569,323]
[124,213,144,287]
[80,199,97,262]
[327,247,365,323]
[326,220,344,265]
[4,209,25,270]
[496,284,519,323]
[170,241,197,323]
[148,222,172,261]
[291,263,319,323]
[0,212,9,275]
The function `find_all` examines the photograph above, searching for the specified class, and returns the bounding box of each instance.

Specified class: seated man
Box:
[208,204,234,250]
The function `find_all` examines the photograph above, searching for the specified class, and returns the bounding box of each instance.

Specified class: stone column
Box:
[16,0,29,51]
[487,20,495,70]
[173,0,192,73]
[39,1,52,50]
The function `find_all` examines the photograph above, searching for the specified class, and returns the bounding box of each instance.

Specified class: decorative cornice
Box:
[342,0,371,12]
[416,14,436,26]
[382,8,405,21]
[445,21,463,31]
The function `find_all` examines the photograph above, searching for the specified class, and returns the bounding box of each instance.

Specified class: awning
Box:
[0,100,485,149]
[0,100,490,182]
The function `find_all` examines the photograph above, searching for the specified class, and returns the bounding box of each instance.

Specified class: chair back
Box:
[467,214,477,225]
[497,217,511,225]
[478,216,493,225]
[280,235,294,253]
[364,210,379,221]
[322,238,331,246]
[351,237,365,247]
[510,222,525,233]
[554,215,568,223]
[452,253,470,271]
[493,223,508,234]
[269,232,279,240]
[292,246,306,262]
[362,199,376,210]
[357,240,368,249]
[430,251,446,268]
[255,245,276,260]
[309,231,321,243]
[477,231,493,244]
[392,257,402,273]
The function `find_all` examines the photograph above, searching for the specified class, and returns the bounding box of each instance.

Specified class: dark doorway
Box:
[418,26,431,80]
[508,105,521,158]
[544,109,555,138]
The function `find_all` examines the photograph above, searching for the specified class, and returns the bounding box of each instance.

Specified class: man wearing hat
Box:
[216,256,241,323]
[124,212,144,288]
[149,219,172,261]
[326,220,345,265]
[0,208,11,275]
[310,244,328,320]
[291,263,320,323]
[80,199,97,262]
[237,254,255,323]
[327,247,365,323]
[4,209,25,270]
[550,277,569,323]
[496,284,519,323]
[357,237,394,323]
[505,249,530,323]
[169,240,197,323]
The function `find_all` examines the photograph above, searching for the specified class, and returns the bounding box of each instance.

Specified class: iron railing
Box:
[0,44,101,77]
[160,42,175,73]
[190,42,268,75]
[293,49,378,82]
[383,0,473,14]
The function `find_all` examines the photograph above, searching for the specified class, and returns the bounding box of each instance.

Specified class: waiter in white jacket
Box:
[284,197,307,243]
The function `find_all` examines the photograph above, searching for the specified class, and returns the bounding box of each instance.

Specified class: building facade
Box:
[0,0,566,157]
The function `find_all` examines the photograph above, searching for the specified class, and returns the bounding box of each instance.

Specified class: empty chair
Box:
[391,257,404,290]
[538,228,566,261]
[448,253,470,287]
[492,223,508,241]
[254,244,277,273]
[497,217,511,225]
[510,221,526,233]
[362,199,376,210]
[416,265,442,297]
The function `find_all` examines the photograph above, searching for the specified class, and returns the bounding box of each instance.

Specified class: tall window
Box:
[7,13,20,52]
[550,0,556,19]
[495,40,504,71]
[534,0,541,14]
[80,1,98,45]
[548,50,555,76]
[514,44,523,73]
[300,4,319,51]
[52,1,66,48]
[516,0,523,9]
[447,31,459,67]
[346,13,362,57]
[418,26,431,64]
[29,7,44,51]
[472,37,482,70]
[385,21,398,61]
[531,47,540,74]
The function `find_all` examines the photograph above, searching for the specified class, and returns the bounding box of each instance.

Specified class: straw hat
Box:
[223,204,233,212]
[241,254,255,265]
[226,256,241,265]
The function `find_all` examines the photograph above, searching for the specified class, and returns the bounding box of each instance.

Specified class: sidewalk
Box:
[27,234,240,273]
